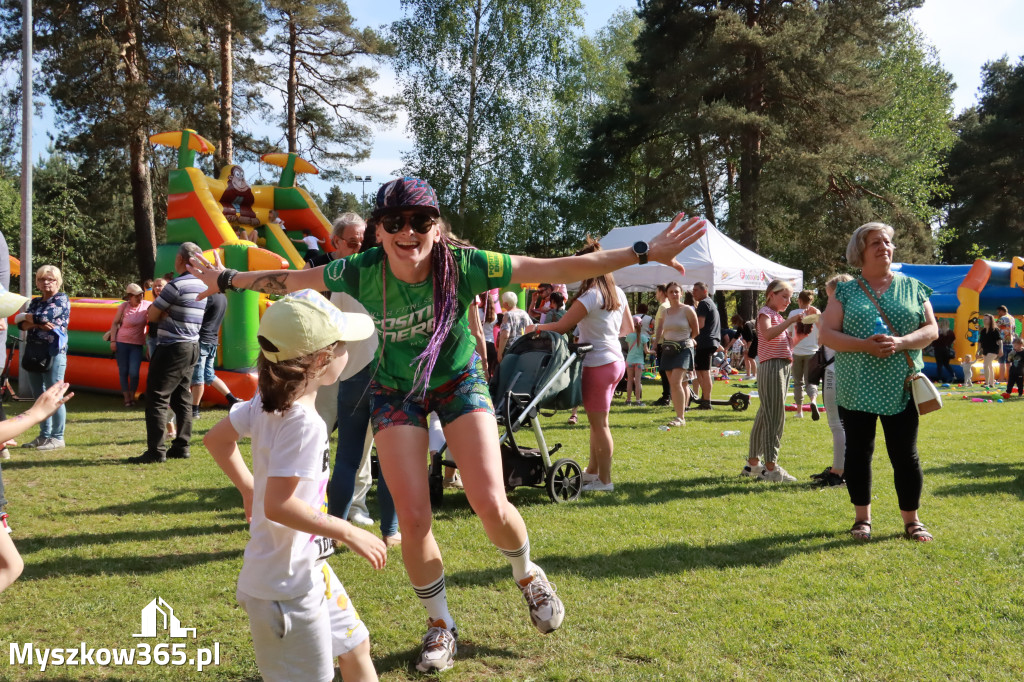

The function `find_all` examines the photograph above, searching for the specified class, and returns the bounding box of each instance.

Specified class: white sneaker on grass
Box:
[415,618,457,672]
[517,566,564,634]
[36,438,65,451]
[581,480,614,492]
[349,511,374,526]
[760,465,796,482]
[741,463,765,478]
[581,472,600,484]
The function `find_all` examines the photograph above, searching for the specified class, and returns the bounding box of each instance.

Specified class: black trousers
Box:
[838,400,923,510]
[1008,367,1023,395]
[146,341,199,456]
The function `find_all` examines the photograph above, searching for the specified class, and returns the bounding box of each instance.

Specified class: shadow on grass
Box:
[927,461,1024,499]
[85,486,243,516]
[1,457,114,469]
[15,522,248,555]
[448,530,855,588]
[20,549,241,582]
[428,476,796,516]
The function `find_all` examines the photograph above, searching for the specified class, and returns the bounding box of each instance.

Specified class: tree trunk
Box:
[218,17,234,172]
[690,133,717,226]
[286,16,298,153]
[117,0,156,279]
[457,0,483,218]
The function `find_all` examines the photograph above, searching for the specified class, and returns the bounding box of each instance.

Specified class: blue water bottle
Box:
[873,316,889,336]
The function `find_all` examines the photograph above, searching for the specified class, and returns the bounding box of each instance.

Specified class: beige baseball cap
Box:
[0,284,28,318]
[258,289,375,363]
[125,283,144,296]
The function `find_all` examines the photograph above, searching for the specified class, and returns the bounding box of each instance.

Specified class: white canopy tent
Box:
[597,222,803,293]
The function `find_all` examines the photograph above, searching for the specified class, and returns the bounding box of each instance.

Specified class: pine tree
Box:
[939,57,1024,261]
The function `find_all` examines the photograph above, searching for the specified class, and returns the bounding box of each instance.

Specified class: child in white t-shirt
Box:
[204,290,386,682]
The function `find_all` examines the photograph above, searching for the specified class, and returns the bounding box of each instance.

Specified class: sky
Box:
[326,0,1024,200]
[15,0,1024,200]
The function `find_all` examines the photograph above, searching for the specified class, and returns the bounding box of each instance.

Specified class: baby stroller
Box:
[428,331,592,507]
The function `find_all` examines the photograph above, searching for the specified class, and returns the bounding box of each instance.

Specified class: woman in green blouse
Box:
[819,222,939,543]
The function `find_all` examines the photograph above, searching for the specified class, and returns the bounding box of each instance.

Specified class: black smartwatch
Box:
[632,240,650,265]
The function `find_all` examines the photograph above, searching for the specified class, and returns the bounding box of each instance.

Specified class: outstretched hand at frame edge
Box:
[649,213,707,275]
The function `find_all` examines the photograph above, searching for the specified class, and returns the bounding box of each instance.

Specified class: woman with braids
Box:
[188,177,707,673]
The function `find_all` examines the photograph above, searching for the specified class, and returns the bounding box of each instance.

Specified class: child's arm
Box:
[0,382,73,444]
[203,417,255,523]
[264,477,387,569]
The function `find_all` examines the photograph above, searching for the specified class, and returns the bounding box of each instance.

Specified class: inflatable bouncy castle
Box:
[7,130,334,404]
[893,258,1024,382]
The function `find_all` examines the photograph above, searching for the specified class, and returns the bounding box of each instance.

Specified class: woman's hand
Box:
[648,213,708,274]
[864,334,897,358]
[110,342,117,353]
[32,381,73,418]
[185,251,226,298]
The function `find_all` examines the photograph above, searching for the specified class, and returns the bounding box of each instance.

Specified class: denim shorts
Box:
[191,342,217,385]
[369,356,493,433]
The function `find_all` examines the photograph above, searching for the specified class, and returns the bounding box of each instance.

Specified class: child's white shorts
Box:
[237,560,369,682]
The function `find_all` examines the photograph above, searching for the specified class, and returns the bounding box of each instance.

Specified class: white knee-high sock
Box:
[500,540,537,582]
[412,574,454,629]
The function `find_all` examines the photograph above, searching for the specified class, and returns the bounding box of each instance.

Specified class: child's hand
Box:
[340,525,387,570]
[33,382,73,417]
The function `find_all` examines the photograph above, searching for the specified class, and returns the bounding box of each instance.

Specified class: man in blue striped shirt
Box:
[129,242,208,464]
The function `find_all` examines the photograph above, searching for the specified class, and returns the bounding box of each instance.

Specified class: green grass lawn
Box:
[0,378,1021,681]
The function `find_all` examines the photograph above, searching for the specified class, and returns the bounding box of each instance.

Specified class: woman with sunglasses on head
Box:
[188,177,706,673]
[109,283,152,407]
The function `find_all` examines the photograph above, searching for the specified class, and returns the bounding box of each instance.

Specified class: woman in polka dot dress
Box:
[819,222,939,543]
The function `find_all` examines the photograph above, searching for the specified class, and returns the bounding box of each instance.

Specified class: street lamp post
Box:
[354,175,372,208]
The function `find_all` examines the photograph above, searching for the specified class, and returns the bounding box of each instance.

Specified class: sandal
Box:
[904,521,933,542]
[567,415,578,425]
[850,520,871,541]
[666,417,686,428]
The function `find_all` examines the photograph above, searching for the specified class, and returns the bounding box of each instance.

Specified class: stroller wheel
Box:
[730,393,750,411]
[546,458,583,503]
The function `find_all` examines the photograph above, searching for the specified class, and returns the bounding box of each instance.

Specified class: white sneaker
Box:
[0,448,9,460]
[415,618,457,672]
[36,438,66,451]
[760,465,796,482]
[581,480,614,492]
[741,463,765,478]
[581,472,600,484]
[349,511,375,526]
[517,566,564,634]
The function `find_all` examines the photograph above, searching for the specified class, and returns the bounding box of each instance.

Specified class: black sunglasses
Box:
[380,213,437,234]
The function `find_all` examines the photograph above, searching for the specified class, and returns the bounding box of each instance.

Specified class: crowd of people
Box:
[4,178,1024,681]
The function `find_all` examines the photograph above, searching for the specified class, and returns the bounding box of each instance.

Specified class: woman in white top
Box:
[787,290,821,419]
[654,282,699,427]
[811,274,853,488]
[530,241,632,492]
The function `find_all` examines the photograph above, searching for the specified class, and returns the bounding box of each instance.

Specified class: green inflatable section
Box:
[221,245,261,370]
[156,244,179,280]
[166,217,210,249]
[168,168,197,195]
[67,330,110,356]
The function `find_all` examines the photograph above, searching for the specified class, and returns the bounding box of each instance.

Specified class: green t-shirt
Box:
[834,274,933,415]
[323,247,513,390]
